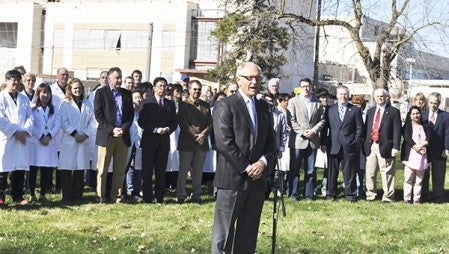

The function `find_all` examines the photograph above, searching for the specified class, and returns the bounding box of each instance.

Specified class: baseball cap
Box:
[181,75,190,82]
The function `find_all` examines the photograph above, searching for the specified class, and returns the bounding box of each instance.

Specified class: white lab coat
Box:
[202,136,216,173]
[0,91,34,172]
[29,105,61,167]
[50,82,66,151]
[58,98,94,170]
[166,125,180,172]
[20,90,36,106]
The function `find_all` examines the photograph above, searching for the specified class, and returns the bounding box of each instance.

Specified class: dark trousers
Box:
[0,172,8,193]
[211,183,265,254]
[165,171,178,190]
[60,170,84,202]
[48,168,61,190]
[29,166,51,196]
[142,147,169,203]
[10,170,26,202]
[422,159,446,202]
[327,149,358,201]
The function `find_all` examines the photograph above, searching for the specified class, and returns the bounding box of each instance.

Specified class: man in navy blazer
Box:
[363,88,401,203]
[325,85,364,202]
[421,92,449,203]
[138,77,177,203]
[211,62,275,254]
[94,67,134,203]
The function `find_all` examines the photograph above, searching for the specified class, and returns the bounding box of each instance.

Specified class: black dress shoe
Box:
[326,196,336,201]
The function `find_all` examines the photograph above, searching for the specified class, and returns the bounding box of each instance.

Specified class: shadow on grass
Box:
[1,185,218,211]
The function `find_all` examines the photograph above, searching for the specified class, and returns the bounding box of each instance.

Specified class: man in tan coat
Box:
[176,80,212,203]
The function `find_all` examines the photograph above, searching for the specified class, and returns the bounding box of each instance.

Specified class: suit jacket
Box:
[288,94,325,149]
[138,96,177,150]
[363,104,402,158]
[177,97,212,152]
[421,109,449,160]
[326,103,364,155]
[94,85,133,147]
[401,121,432,162]
[212,92,276,191]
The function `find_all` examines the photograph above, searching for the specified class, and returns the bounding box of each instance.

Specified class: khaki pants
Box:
[96,137,128,201]
[365,142,396,201]
[403,166,425,202]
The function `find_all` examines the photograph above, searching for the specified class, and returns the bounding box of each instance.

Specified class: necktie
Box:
[339,105,345,121]
[371,108,381,142]
[158,98,162,108]
[248,98,257,133]
[430,112,435,124]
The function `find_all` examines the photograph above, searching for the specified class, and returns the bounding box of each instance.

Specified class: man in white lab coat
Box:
[0,69,34,205]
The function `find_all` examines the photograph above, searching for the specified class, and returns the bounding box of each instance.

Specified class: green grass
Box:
[1,167,449,254]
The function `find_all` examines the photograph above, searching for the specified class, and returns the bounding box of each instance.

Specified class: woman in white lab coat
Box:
[58,78,94,202]
[0,70,34,205]
[29,83,61,202]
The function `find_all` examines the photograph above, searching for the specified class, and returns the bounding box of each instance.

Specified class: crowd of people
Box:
[0,64,448,208]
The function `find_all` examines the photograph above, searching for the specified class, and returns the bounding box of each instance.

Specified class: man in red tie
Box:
[362,88,401,203]
[138,77,177,203]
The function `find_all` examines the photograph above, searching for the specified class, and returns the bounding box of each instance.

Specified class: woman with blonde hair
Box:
[405,92,427,124]
[58,78,94,203]
[413,92,427,110]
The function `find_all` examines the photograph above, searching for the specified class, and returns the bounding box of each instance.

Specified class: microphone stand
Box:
[271,158,286,254]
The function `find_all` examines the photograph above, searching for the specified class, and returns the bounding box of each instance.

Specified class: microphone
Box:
[256,93,273,105]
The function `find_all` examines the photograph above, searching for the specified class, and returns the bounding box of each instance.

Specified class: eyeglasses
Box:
[192,88,202,91]
[239,75,262,82]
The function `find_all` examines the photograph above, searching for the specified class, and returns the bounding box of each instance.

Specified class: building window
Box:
[53,29,65,48]
[73,29,150,50]
[74,29,103,49]
[162,31,176,53]
[0,22,18,48]
[190,19,219,63]
[121,30,150,50]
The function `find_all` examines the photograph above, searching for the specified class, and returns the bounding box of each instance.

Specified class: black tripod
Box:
[271,160,286,254]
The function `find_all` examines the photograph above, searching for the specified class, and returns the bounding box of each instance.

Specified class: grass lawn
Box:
[1,166,449,253]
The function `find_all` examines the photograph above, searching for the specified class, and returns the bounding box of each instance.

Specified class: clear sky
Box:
[321,0,449,57]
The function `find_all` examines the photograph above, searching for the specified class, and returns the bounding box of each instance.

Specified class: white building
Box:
[0,0,315,93]
[317,16,449,100]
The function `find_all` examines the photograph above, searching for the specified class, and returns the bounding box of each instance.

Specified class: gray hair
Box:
[236,62,261,76]
[268,78,280,86]
[374,88,390,98]
[429,92,441,102]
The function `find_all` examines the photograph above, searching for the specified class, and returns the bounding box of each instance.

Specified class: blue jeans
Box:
[126,166,143,196]
[289,146,317,199]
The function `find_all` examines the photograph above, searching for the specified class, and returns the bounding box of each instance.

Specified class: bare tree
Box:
[278,0,449,89]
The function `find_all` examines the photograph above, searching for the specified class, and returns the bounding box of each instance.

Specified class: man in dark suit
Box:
[94,67,134,203]
[363,88,401,203]
[421,92,449,203]
[138,77,177,203]
[211,62,275,254]
[325,85,364,202]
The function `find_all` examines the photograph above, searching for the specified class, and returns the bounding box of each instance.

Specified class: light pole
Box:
[406,58,416,80]
[406,58,416,101]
